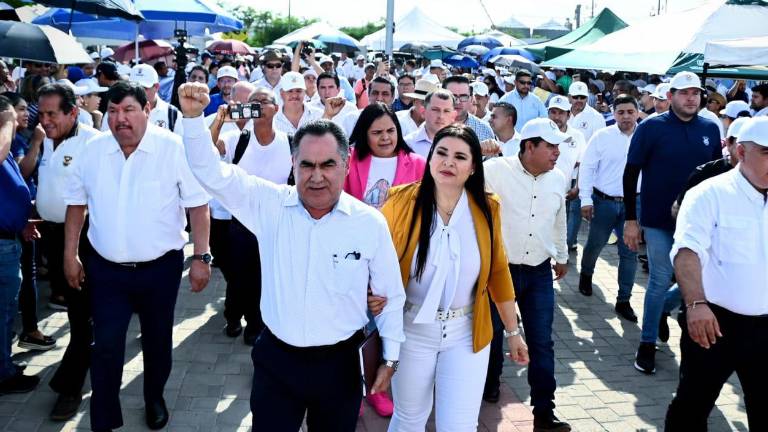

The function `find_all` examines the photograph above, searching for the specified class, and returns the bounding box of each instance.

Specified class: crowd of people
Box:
[0,43,767,432]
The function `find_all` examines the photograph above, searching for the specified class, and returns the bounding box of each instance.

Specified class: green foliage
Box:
[339,21,385,41]
[223,6,318,48]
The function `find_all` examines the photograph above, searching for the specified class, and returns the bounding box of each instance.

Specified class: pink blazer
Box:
[344,149,426,201]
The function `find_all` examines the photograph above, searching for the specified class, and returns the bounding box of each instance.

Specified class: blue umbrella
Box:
[481,47,536,64]
[457,35,503,50]
[443,54,479,69]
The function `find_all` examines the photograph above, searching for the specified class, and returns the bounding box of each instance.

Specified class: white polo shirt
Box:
[273,104,323,136]
[36,123,101,223]
[396,108,420,138]
[64,124,210,263]
[568,105,605,143]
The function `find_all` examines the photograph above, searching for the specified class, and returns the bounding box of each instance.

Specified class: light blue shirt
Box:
[339,76,356,103]
[499,89,547,130]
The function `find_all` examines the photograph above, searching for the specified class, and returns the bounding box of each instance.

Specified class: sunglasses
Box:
[572,95,588,100]
[517,80,532,86]
[264,63,282,69]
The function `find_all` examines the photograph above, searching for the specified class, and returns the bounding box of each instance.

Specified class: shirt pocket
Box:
[331,257,369,297]
[715,216,755,263]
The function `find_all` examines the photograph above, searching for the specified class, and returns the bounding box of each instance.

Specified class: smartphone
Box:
[228,103,261,120]
[597,93,604,104]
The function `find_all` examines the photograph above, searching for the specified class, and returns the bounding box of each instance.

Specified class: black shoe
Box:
[224,321,243,338]
[482,387,500,403]
[533,412,572,431]
[146,398,169,430]
[243,326,259,346]
[659,312,670,343]
[614,302,638,323]
[634,342,657,374]
[18,333,56,351]
[50,394,82,421]
[48,296,68,311]
[578,273,592,296]
[0,372,39,394]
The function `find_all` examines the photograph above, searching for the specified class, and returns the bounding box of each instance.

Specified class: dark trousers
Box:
[40,221,67,301]
[485,301,504,393]
[250,328,364,432]
[225,219,262,331]
[209,217,231,281]
[87,249,183,431]
[19,239,38,334]
[510,260,556,416]
[665,304,768,431]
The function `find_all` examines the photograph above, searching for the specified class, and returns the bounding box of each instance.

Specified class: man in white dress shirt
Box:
[404,89,456,158]
[62,81,211,432]
[566,82,606,143]
[483,118,571,431]
[309,72,357,124]
[34,83,101,421]
[489,102,519,156]
[178,82,405,431]
[665,117,768,431]
[577,95,641,322]
[273,72,323,138]
[395,78,438,138]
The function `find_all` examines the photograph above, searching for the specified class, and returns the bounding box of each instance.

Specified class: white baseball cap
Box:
[217,65,238,80]
[429,59,445,69]
[736,117,768,146]
[129,64,158,88]
[279,71,306,91]
[669,71,703,91]
[74,78,108,95]
[545,71,556,81]
[520,118,570,144]
[56,79,89,96]
[548,95,572,111]
[568,81,589,97]
[99,47,114,59]
[503,75,516,85]
[303,68,318,78]
[355,54,365,61]
[319,55,334,65]
[641,84,657,95]
[727,117,751,140]
[653,83,671,100]
[720,100,751,119]
[471,82,489,97]
[89,51,100,60]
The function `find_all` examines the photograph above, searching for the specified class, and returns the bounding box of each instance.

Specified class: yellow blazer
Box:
[381,182,516,353]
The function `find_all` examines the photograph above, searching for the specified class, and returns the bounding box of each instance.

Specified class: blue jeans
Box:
[640,227,675,343]
[0,238,22,381]
[510,260,556,416]
[579,195,638,303]
[566,197,582,249]
[663,284,683,315]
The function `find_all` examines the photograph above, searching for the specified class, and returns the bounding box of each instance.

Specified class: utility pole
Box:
[575,4,581,28]
[591,0,595,18]
[288,0,292,31]
[385,0,394,58]
[657,0,661,15]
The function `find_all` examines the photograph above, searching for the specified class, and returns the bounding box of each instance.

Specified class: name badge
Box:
[63,156,73,166]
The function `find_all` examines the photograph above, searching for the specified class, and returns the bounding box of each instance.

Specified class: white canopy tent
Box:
[274,21,363,51]
[361,7,464,50]
[543,0,768,74]
[483,30,526,47]
[704,36,768,66]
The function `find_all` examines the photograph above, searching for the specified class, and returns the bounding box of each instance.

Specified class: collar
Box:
[415,124,432,143]
[104,127,157,154]
[734,166,767,204]
[282,188,353,216]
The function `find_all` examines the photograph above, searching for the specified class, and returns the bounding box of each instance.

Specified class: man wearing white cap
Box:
[567,81,605,143]
[101,64,182,135]
[719,100,751,133]
[642,83,671,122]
[665,116,768,430]
[273,71,323,137]
[471,81,491,122]
[303,68,319,104]
[75,78,108,130]
[350,54,366,82]
[623,71,722,375]
[483,118,571,432]
[639,84,657,117]
[204,65,240,117]
[547,95,587,254]
[396,78,438,137]
[429,59,447,83]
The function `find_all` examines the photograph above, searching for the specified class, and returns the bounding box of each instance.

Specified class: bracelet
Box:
[686,300,708,310]
[503,328,521,338]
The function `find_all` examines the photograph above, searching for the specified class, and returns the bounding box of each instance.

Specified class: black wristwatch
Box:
[191,252,213,264]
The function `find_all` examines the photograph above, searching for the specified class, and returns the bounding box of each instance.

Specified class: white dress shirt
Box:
[101,98,183,135]
[578,124,633,206]
[484,156,568,265]
[273,104,323,136]
[404,125,433,159]
[64,125,210,263]
[554,125,586,186]
[567,105,606,143]
[37,124,101,223]
[405,191,480,323]
[396,108,419,138]
[181,115,406,359]
[671,168,768,316]
[499,132,520,157]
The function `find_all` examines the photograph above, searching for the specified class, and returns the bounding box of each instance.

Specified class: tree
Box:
[222,6,318,48]
[339,21,385,41]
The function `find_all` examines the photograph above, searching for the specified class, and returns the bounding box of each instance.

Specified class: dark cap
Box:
[96,62,119,81]
[260,49,282,63]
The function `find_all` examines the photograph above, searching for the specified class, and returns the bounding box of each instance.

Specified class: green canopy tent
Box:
[542,0,768,79]
[526,8,627,61]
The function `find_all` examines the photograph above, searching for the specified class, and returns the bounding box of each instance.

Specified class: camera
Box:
[174,29,188,39]
[301,42,314,59]
[228,103,261,120]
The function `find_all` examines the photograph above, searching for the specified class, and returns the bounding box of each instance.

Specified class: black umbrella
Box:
[0,20,93,64]
[0,3,20,21]
[399,42,430,54]
[33,0,144,22]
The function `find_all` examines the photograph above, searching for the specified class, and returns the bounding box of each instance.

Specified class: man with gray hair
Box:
[178,82,405,431]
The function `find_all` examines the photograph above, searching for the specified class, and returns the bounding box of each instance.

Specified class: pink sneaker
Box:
[366,392,394,417]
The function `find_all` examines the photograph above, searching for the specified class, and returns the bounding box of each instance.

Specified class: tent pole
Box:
[702,62,709,90]
[135,24,140,64]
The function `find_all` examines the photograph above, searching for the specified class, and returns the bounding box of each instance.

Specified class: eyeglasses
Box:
[517,80,532,86]
[454,94,471,103]
[264,63,282,69]
[707,99,719,104]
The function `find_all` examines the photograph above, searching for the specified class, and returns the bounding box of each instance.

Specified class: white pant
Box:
[388,309,490,432]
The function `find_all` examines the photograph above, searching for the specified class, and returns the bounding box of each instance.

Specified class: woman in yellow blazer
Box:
[381,124,529,432]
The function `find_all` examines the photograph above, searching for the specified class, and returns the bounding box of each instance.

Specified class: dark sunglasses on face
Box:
[517,80,532,86]
[572,95,588,100]
[264,63,282,69]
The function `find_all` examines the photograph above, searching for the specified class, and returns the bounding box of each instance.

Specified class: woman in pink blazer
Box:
[345,103,426,209]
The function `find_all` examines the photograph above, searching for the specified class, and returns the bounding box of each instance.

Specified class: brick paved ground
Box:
[0,231,750,431]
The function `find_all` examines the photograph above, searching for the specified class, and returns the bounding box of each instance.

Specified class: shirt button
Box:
[529,233,532,236]
[525,251,529,254]
[443,334,447,338]
[534,196,537,199]
[531,214,535,217]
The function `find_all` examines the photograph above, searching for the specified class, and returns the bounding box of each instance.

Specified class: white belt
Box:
[405,301,473,321]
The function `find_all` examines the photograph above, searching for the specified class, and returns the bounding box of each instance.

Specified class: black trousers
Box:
[665,304,768,431]
[87,249,183,431]
[250,328,364,432]
[484,301,504,393]
[47,220,93,396]
[209,217,231,281]
[40,221,68,301]
[19,238,38,334]
[225,219,262,331]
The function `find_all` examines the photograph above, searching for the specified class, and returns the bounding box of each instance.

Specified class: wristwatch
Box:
[503,328,522,338]
[382,359,399,371]
[191,252,213,264]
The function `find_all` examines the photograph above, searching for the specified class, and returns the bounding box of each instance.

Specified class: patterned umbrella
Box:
[207,39,254,55]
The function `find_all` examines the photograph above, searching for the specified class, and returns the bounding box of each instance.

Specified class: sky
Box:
[227,0,716,32]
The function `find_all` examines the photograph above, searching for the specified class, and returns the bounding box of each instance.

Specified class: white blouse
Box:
[406,191,481,323]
